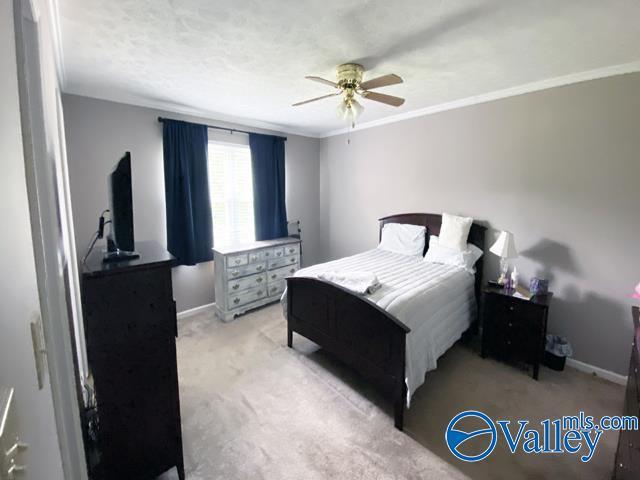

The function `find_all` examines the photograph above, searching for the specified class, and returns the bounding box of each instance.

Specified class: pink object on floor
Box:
[632,282,640,299]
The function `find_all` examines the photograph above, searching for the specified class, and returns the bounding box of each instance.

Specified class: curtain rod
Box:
[157,116,287,141]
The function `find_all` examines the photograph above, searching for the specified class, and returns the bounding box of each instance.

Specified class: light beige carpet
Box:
[176,304,624,480]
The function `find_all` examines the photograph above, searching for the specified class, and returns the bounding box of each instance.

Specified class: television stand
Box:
[81,241,183,479]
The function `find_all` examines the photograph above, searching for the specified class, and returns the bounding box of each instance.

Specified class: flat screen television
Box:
[104,152,139,262]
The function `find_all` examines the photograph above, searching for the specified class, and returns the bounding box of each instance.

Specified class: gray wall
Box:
[319,73,640,375]
[62,94,320,312]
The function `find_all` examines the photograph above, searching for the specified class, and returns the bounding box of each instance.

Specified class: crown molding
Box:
[47,0,67,88]
[62,88,321,138]
[319,61,640,138]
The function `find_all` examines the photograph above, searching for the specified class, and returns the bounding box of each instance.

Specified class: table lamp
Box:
[490,230,518,286]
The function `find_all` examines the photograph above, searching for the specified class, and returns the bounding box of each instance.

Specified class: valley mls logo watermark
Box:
[446,410,639,463]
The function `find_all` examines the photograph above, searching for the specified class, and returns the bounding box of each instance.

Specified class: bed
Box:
[284,213,485,431]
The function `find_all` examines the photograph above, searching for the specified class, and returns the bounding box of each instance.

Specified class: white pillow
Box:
[378,223,426,257]
[424,235,483,273]
[439,213,473,251]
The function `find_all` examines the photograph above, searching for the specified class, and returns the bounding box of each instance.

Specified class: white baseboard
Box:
[177,302,215,320]
[566,358,627,385]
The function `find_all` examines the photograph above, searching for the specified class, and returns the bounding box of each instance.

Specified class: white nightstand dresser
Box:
[212,237,301,322]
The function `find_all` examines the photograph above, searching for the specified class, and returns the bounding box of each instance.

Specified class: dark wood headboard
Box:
[378,213,486,304]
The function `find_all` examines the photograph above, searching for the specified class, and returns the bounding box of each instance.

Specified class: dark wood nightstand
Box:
[480,285,553,380]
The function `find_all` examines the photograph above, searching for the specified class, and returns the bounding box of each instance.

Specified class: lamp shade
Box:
[489,231,518,259]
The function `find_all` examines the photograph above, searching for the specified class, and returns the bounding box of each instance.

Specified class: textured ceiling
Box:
[59,0,640,136]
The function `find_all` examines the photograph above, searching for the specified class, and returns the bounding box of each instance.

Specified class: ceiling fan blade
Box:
[359,74,403,90]
[292,92,340,107]
[360,90,405,107]
[305,76,339,88]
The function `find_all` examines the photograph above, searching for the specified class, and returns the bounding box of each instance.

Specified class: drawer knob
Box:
[289,248,294,253]
[271,287,277,293]
[233,298,240,305]
[231,271,239,277]
[257,290,263,296]
[290,258,295,263]
[256,265,263,271]
[290,269,295,274]
[235,258,241,264]
[256,277,263,283]
[271,274,277,279]
[232,284,239,290]
[277,252,282,257]
[265,252,270,257]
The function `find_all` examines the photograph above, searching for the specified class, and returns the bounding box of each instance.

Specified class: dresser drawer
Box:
[228,273,267,293]
[228,286,267,309]
[267,280,286,297]
[263,247,284,259]
[248,251,265,263]
[483,292,547,367]
[227,253,248,267]
[283,243,300,256]
[267,254,299,270]
[492,297,543,333]
[228,262,266,279]
[268,264,299,282]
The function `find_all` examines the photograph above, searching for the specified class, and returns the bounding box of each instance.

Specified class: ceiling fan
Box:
[292,63,405,125]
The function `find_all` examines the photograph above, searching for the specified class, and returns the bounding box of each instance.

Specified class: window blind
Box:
[208,141,255,246]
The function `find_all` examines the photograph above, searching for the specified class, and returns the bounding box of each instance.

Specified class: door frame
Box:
[13,0,88,478]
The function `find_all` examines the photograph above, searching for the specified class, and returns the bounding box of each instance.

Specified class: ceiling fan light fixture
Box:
[294,63,404,126]
[337,96,364,125]
[350,98,364,117]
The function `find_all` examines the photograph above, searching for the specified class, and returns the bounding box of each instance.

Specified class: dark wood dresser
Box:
[613,306,640,479]
[481,285,552,380]
[81,241,184,480]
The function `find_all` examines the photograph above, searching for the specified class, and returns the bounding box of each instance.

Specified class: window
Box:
[207,141,255,246]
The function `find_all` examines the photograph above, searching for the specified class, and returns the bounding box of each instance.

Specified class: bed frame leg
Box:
[287,326,293,348]
[394,381,406,431]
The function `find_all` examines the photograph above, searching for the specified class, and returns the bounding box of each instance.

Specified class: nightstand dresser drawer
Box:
[228,273,267,293]
[267,280,286,297]
[267,254,299,270]
[263,247,285,259]
[227,253,248,267]
[227,262,266,279]
[268,264,299,282]
[283,244,300,256]
[248,251,265,263]
[228,287,267,309]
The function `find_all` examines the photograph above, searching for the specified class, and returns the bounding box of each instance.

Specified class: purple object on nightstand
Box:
[530,277,549,295]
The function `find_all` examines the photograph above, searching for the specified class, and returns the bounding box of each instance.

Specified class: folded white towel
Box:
[317,270,381,295]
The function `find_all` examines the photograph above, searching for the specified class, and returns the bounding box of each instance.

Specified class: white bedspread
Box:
[285,248,476,406]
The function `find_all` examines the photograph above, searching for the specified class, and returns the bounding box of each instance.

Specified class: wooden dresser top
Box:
[213,236,300,256]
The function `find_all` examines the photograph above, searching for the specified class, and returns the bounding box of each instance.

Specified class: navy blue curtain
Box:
[249,133,288,240]
[162,119,213,265]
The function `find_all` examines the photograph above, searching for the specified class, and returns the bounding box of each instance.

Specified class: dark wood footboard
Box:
[286,276,410,430]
